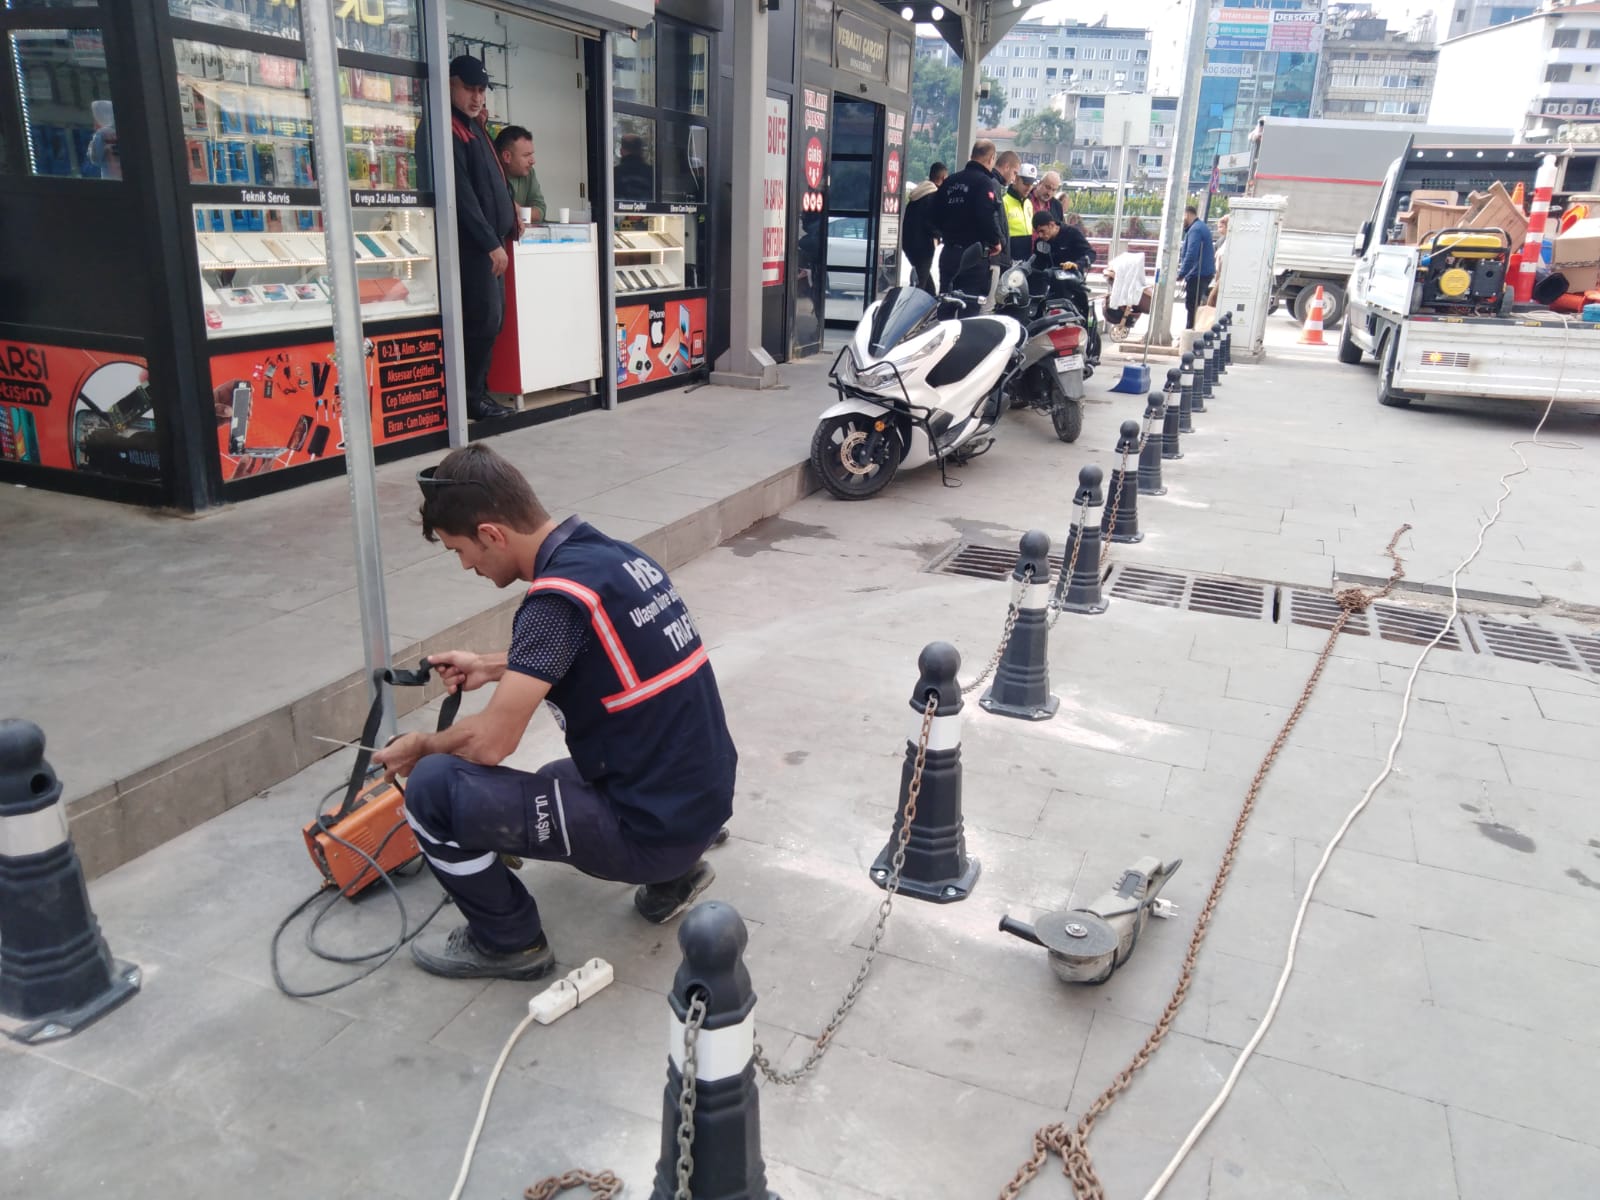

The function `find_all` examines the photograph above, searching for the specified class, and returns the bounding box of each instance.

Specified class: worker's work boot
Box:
[634,861,715,924]
[410,923,555,981]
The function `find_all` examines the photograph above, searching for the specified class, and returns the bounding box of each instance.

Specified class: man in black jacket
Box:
[901,162,945,294]
[449,56,515,422]
[935,141,1004,297]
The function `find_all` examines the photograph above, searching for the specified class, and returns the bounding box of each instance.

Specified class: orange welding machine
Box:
[303,660,461,898]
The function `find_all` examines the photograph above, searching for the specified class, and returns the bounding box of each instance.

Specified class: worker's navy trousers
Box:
[402,754,711,951]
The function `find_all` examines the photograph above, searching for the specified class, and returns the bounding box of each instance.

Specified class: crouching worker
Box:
[373,444,737,980]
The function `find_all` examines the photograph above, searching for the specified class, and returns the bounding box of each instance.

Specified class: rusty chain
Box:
[752,695,939,1086]
[1048,495,1093,629]
[522,993,708,1200]
[998,524,1414,1200]
[962,565,1034,696]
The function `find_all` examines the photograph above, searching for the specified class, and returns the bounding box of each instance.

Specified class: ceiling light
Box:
[931,4,945,18]
[901,4,914,17]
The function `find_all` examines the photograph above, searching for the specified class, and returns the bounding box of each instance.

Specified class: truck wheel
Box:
[1376,334,1414,408]
[1336,315,1363,365]
[1295,282,1345,328]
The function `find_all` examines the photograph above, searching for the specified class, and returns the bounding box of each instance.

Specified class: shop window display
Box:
[6,28,119,179]
[168,0,422,61]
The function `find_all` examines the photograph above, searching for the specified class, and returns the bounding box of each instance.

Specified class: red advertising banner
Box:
[0,339,158,483]
[613,297,707,391]
[209,326,445,482]
[764,96,790,287]
[800,87,829,216]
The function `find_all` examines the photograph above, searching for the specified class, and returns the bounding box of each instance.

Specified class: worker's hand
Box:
[429,650,493,694]
[372,732,427,784]
[990,244,1003,258]
[489,245,509,278]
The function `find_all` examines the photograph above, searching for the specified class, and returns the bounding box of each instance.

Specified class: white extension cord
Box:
[1142,336,1581,1198]
[446,959,615,1200]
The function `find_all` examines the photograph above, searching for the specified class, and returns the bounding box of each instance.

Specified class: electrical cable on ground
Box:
[1140,333,1582,1199]
[448,1010,539,1200]
[269,776,449,999]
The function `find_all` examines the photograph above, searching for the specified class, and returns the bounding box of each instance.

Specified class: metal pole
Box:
[1201,152,1219,221]
[956,35,981,174]
[1149,0,1210,347]
[297,0,394,735]
[424,0,469,443]
[712,0,778,387]
[1110,120,1130,261]
[599,34,619,410]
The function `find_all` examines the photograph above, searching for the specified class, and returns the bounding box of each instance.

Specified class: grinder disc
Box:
[1030,909,1119,961]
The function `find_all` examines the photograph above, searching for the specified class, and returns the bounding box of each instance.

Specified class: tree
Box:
[1013,111,1074,166]
[906,54,1009,182]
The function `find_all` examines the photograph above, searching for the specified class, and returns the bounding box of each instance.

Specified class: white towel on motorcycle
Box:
[1106,252,1149,310]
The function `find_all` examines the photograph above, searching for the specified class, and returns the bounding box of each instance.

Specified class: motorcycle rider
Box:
[935,140,1005,298]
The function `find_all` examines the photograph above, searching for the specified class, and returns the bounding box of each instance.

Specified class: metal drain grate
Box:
[933,542,1064,582]
[1570,632,1600,675]
[1467,617,1581,671]
[1110,566,1187,609]
[1373,603,1462,651]
[1189,575,1273,621]
[1286,589,1370,636]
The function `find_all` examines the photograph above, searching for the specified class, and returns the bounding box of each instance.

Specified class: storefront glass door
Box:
[822,95,881,326]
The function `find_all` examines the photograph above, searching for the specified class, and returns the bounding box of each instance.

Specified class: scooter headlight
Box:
[845,329,946,394]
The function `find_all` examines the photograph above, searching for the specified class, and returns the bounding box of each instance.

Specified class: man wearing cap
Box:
[1001,155,1036,263]
[449,55,515,422]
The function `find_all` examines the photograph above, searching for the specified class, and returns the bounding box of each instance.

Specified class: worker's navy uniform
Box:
[403,517,737,950]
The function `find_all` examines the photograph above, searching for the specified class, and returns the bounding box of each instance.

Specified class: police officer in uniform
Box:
[935,139,1005,298]
[374,444,737,980]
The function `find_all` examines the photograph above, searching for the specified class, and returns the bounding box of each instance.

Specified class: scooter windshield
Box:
[866,286,937,359]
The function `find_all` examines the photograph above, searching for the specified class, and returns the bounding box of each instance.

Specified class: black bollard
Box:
[1102,420,1144,544]
[1161,368,1184,461]
[1055,465,1110,615]
[1137,392,1167,496]
[1184,349,1204,416]
[1223,314,1234,368]
[1200,332,1218,400]
[981,531,1059,722]
[650,901,779,1200]
[870,643,979,903]
[1214,321,1229,375]
[1177,357,1196,430]
[0,720,139,1044]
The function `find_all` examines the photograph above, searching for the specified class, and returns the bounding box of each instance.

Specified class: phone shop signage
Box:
[834,10,887,81]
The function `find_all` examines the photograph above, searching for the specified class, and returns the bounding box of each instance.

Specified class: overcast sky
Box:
[1016,0,1448,95]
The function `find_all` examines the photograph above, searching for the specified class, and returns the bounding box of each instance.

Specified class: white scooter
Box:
[811,245,1026,500]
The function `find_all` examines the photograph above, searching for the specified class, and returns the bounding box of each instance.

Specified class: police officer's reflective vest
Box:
[1003,190,1034,239]
[527,519,736,844]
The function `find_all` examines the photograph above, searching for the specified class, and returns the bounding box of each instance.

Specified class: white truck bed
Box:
[1393,313,1600,402]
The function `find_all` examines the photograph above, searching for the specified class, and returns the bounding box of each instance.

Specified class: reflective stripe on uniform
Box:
[602,645,710,713]
[528,577,640,688]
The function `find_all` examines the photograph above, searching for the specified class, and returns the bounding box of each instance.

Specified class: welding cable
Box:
[447,1010,540,1200]
[269,779,449,999]
[1142,320,1583,1199]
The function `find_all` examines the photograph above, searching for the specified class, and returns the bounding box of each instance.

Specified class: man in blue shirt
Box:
[1178,205,1216,330]
[374,444,737,980]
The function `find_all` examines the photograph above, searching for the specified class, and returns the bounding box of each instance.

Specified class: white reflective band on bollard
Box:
[0,801,69,858]
[669,1010,755,1081]
[917,712,962,752]
[1022,582,1050,611]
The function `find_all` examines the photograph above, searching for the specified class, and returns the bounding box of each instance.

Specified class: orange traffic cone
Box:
[1298,284,1328,345]
[1510,181,1526,211]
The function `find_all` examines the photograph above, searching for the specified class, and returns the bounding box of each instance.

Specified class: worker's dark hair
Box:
[1032,210,1058,230]
[494,124,533,155]
[929,162,948,181]
[1184,204,1199,216]
[418,444,549,543]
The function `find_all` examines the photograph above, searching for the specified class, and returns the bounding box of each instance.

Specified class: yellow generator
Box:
[1413,228,1512,315]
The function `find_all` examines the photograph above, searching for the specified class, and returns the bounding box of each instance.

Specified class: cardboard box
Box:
[1552,217,1600,292]
[1463,182,1528,248]
[1400,202,1469,245]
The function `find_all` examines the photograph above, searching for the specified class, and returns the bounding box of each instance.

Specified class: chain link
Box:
[753,695,939,1086]
[524,1170,624,1199]
[674,992,708,1200]
[1048,496,1093,629]
[998,524,1414,1200]
[961,565,1034,696]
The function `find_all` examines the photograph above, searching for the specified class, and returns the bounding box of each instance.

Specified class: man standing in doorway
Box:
[902,161,946,294]
[449,55,515,422]
[1178,204,1216,331]
[374,444,736,980]
[495,125,545,226]
[936,140,1004,297]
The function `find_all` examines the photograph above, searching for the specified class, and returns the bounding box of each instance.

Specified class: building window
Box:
[1048,46,1058,58]
[1135,70,1146,84]
[1454,8,1465,20]
[1009,106,1020,119]
[1046,67,1057,78]
[1063,47,1075,60]
[1552,29,1580,48]
[1589,30,1600,48]
[1136,49,1149,62]
[1548,64,1573,83]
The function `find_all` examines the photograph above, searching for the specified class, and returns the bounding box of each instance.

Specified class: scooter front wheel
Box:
[810,413,901,500]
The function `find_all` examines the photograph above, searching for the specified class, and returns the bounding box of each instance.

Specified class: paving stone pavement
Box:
[4,320,1600,1198]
